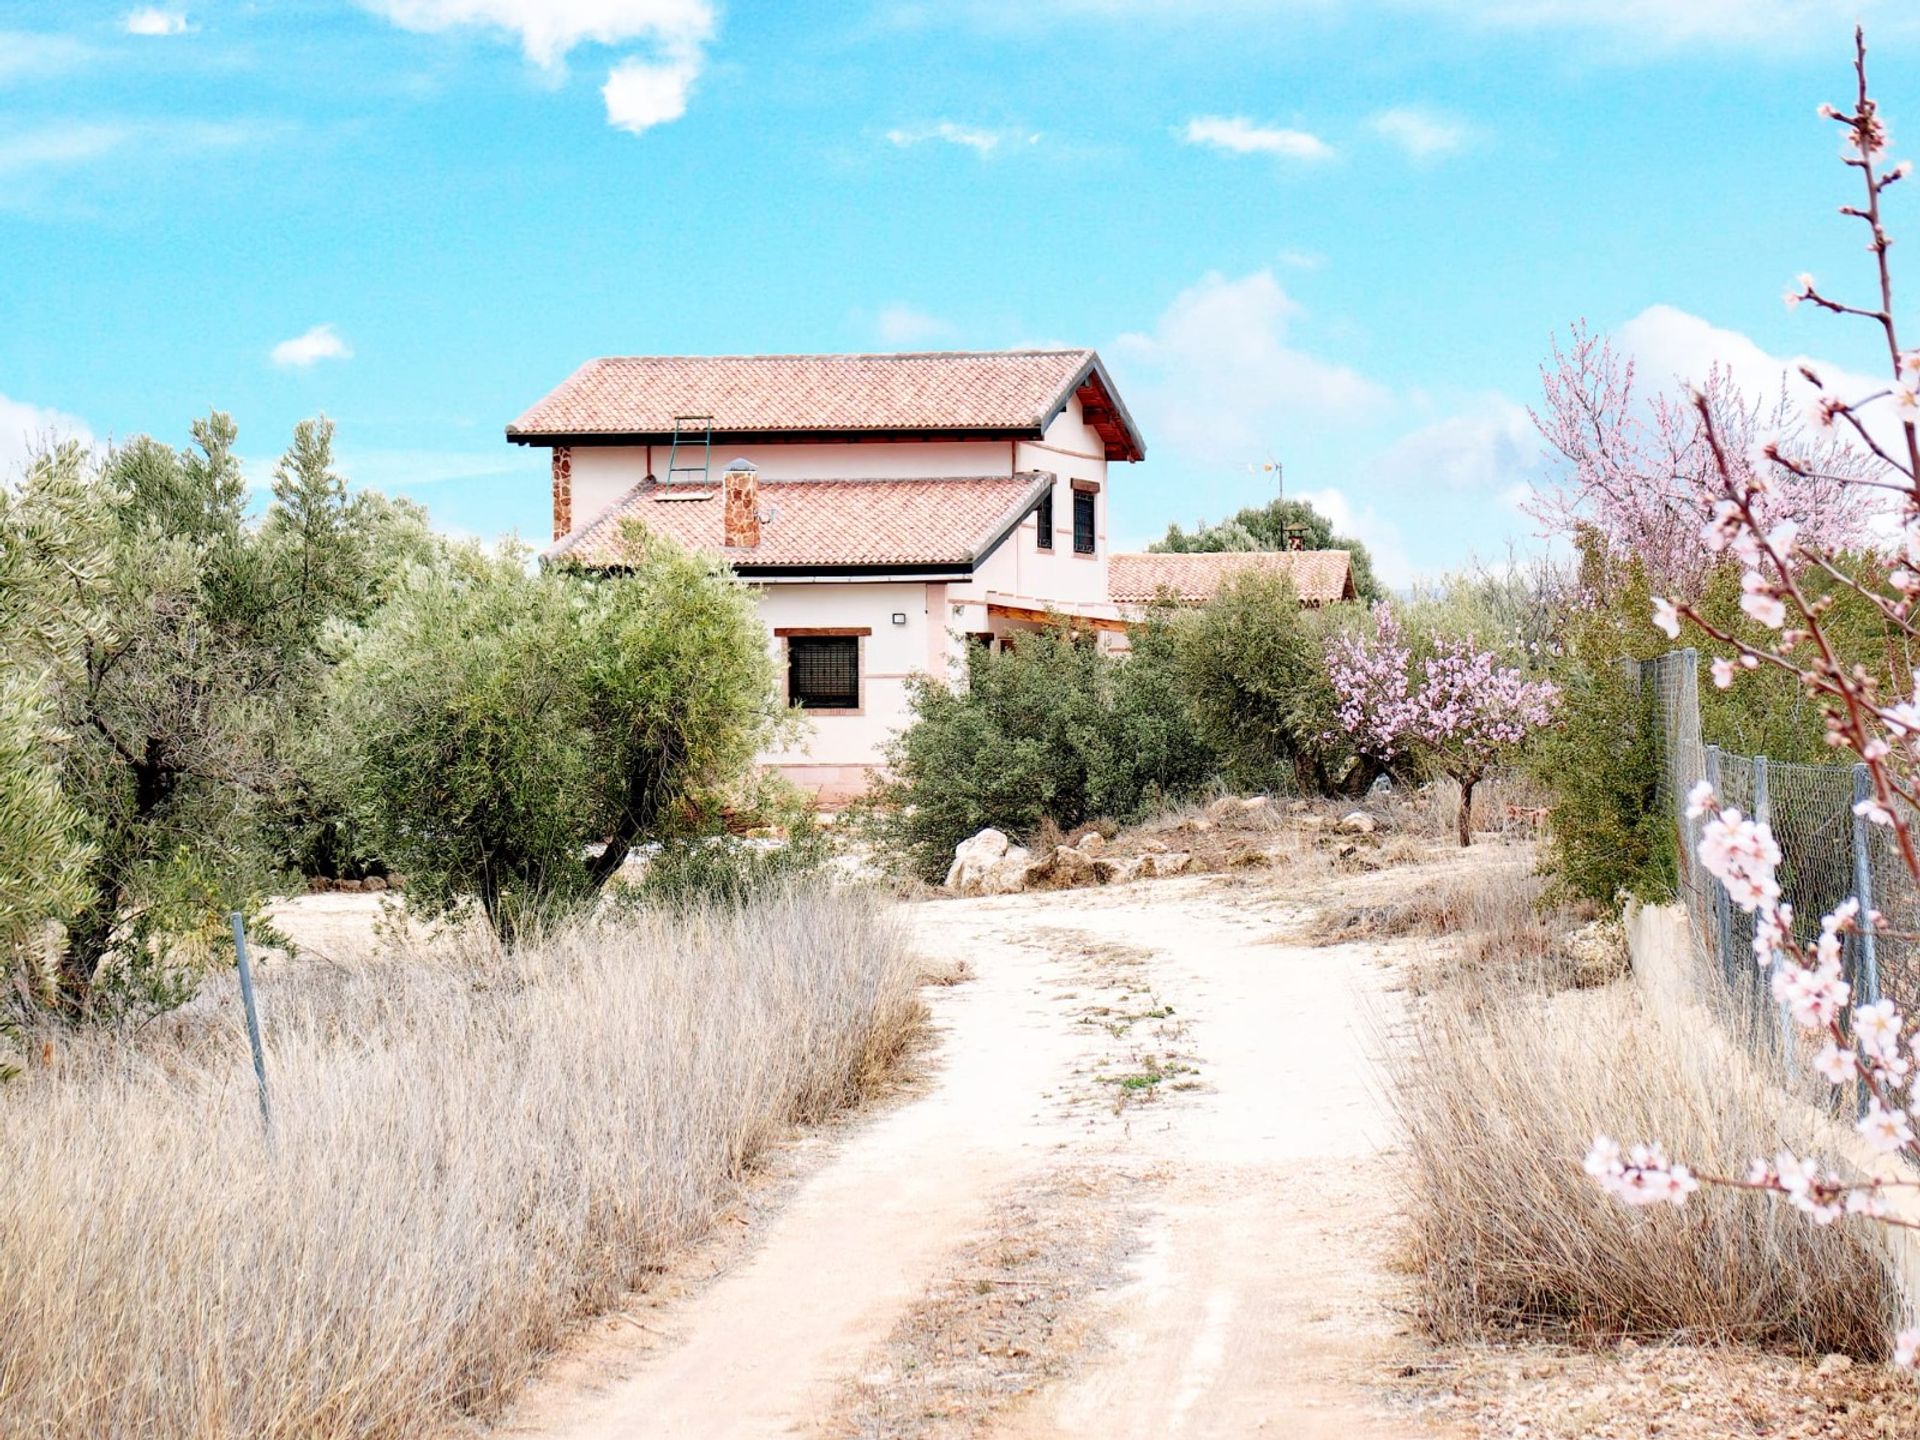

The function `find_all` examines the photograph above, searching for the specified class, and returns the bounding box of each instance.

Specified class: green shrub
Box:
[878,624,1216,881]
[1167,571,1356,793]
[630,831,834,911]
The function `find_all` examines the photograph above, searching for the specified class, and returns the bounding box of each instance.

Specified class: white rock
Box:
[944,828,1012,891]
[1339,811,1376,835]
[983,845,1033,895]
[1139,850,1193,878]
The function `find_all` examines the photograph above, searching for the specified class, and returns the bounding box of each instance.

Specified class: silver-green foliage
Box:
[331,525,779,943]
[0,417,434,1018]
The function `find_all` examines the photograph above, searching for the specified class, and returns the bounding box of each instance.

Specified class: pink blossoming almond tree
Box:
[1529,327,1879,598]
[1326,606,1558,846]
[1587,28,1920,1370]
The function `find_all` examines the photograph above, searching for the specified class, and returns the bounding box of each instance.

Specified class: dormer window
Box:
[1036,486,1054,550]
[1073,489,1095,555]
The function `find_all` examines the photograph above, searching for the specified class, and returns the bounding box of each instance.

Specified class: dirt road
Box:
[495,867,1452,1439]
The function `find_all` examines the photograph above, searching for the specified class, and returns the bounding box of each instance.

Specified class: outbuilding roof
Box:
[1106,550,1357,607]
[547,473,1055,576]
[507,349,1145,461]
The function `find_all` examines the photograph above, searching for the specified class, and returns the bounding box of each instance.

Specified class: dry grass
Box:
[0,884,922,1439]
[1391,963,1901,1357]
[1326,860,1621,993]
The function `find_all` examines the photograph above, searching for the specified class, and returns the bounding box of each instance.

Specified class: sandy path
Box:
[494,870,1452,1440]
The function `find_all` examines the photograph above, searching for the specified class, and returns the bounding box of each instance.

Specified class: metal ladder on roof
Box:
[662,414,714,488]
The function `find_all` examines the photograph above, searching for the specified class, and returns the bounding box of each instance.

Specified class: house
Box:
[1105,549,1357,613]
[510,349,1146,802]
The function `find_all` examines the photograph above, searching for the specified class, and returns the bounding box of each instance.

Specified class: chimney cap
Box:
[722,457,757,473]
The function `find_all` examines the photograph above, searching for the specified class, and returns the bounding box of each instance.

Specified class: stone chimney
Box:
[722,458,759,549]
[550,445,573,540]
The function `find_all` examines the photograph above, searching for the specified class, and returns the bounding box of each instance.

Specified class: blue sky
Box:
[4,1,1919,582]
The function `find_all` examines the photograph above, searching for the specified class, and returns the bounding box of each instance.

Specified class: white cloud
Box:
[884,121,1034,156]
[363,0,716,134]
[1276,248,1325,270]
[889,0,1907,49]
[0,118,264,181]
[363,0,712,68]
[1182,115,1332,162]
[123,7,189,35]
[270,324,353,368]
[1375,394,1542,492]
[1613,302,1908,458]
[874,303,954,346]
[0,394,91,480]
[0,32,94,84]
[1370,105,1470,160]
[1296,485,1415,589]
[1402,0,1898,46]
[0,122,129,177]
[1111,269,1385,464]
[602,52,699,132]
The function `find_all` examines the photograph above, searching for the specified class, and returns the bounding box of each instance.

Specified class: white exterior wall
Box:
[755,579,949,800]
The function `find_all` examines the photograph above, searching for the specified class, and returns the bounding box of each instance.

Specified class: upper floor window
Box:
[1073,489,1096,555]
[1035,487,1054,550]
[787,635,860,710]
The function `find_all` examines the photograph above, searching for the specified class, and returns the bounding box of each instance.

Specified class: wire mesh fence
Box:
[1638,649,1920,1066]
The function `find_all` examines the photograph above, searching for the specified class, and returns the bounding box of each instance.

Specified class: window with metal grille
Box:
[1035,487,1053,550]
[788,636,860,710]
[1073,489,1095,554]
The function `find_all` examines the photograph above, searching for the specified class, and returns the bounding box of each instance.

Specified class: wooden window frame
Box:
[778,629,867,716]
[1072,488,1097,556]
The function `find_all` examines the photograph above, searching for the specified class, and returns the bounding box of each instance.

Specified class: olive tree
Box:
[0,417,426,1016]
[332,527,778,943]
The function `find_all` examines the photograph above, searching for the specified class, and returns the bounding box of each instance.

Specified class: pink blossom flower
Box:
[1739,571,1787,629]
[1712,657,1736,689]
[1772,960,1849,1030]
[1585,1136,1697,1208]
[1858,1099,1914,1153]
[1814,1043,1859,1084]
[1855,999,1904,1058]
[1652,597,1681,639]
[1855,797,1896,827]
[1684,780,1717,819]
[1697,806,1782,913]
[1897,1329,1920,1370]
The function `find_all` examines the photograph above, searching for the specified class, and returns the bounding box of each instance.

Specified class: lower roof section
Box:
[546,473,1053,572]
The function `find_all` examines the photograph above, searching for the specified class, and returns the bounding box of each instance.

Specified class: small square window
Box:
[788,635,860,710]
[1073,490,1095,555]
[1035,487,1054,550]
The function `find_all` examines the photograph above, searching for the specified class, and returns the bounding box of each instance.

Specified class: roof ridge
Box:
[583,348,1094,364]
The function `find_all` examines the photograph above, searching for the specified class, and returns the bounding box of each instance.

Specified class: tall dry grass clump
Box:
[0,883,921,1439]
[1393,958,1900,1356]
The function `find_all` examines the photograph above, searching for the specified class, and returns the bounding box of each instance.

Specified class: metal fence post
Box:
[1753,756,1794,1074]
[1705,744,1733,985]
[231,912,273,1140]
[1851,764,1882,1011]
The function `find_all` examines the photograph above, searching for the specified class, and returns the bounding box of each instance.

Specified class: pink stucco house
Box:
[509,349,1146,801]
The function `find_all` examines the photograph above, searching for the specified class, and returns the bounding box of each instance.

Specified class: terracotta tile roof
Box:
[506,349,1144,459]
[1107,550,1356,607]
[548,473,1053,572]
